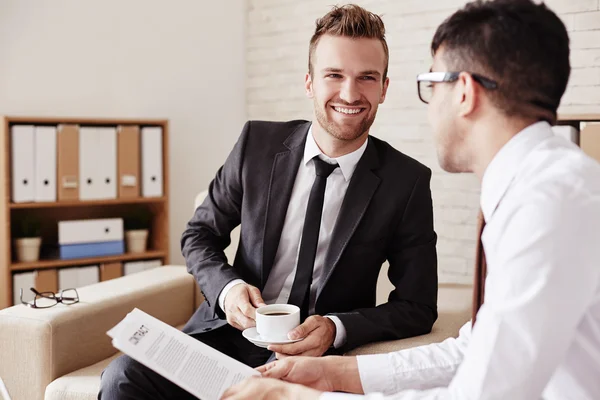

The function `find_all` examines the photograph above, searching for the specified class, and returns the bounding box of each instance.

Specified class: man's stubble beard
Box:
[436,125,470,173]
[314,99,377,142]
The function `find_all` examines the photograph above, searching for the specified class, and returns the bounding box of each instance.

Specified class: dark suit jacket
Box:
[181,120,438,352]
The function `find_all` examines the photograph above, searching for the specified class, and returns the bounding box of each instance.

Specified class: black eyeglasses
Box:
[20,287,79,309]
[416,71,498,104]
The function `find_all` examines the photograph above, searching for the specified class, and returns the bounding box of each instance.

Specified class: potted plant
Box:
[13,215,42,262]
[124,209,152,253]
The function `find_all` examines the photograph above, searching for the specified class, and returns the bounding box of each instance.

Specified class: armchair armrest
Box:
[0,266,196,400]
[347,283,472,355]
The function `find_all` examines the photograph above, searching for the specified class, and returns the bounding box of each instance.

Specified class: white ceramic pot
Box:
[15,237,42,262]
[125,229,148,253]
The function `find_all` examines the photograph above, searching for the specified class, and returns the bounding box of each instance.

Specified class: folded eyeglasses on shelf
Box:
[20,287,80,309]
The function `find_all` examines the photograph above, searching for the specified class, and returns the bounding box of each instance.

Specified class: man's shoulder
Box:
[525,137,600,185]
[369,135,431,176]
[244,119,310,137]
[514,138,600,208]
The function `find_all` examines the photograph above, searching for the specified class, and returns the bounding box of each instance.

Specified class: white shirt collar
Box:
[481,121,554,221]
[303,125,368,181]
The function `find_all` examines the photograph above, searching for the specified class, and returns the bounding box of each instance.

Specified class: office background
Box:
[1,0,599,285]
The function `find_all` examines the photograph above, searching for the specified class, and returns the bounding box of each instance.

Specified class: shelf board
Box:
[558,113,600,122]
[11,250,167,271]
[5,116,168,126]
[10,196,166,209]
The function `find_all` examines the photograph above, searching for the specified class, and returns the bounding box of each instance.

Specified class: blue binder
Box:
[59,240,124,260]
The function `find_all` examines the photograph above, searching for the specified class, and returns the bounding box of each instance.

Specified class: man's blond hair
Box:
[309,4,389,80]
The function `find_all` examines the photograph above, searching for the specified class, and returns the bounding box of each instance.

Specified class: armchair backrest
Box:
[193,190,240,262]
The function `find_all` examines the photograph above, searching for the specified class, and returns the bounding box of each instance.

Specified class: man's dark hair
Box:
[431,0,570,123]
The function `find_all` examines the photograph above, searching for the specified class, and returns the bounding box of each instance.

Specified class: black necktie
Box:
[288,156,339,320]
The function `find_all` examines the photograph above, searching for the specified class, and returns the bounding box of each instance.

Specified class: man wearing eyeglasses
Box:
[221,0,600,399]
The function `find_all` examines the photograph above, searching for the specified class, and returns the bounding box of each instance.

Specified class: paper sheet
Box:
[108,308,259,400]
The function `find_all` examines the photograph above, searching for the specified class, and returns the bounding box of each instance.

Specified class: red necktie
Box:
[472,210,487,327]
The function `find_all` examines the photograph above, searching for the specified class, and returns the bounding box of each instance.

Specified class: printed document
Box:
[107,308,259,400]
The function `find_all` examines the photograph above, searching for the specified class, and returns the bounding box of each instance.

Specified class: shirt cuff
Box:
[217,279,246,312]
[325,315,347,349]
[357,354,396,394]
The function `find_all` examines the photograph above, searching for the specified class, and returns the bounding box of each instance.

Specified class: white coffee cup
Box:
[255,304,300,342]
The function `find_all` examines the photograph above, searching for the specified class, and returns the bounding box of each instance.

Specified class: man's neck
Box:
[468,116,538,180]
[311,120,369,158]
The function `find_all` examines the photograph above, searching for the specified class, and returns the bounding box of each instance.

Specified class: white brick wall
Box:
[246,0,600,284]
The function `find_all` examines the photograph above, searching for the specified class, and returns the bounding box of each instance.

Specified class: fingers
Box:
[288,316,320,340]
[235,306,255,329]
[269,336,318,356]
[225,376,264,399]
[226,312,243,331]
[239,302,256,320]
[221,377,254,400]
[248,285,267,308]
[255,360,281,373]
[255,364,269,373]
[226,306,255,330]
[269,317,328,356]
[220,382,240,399]
[225,284,263,331]
[260,360,290,379]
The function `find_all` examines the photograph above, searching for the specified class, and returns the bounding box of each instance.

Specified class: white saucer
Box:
[242,327,302,349]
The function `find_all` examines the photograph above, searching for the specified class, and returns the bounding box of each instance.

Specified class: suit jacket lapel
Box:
[261,123,309,287]
[316,138,381,298]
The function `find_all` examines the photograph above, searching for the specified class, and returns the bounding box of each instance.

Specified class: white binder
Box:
[58,265,99,290]
[123,259,161,276]
[34,126,57,202]
[123,261,147,275]
[97,127,117,199]
[79,127,98,200]
[58,265,100,291]
[58,218,124,245]
[144,259,162,269]
[58,267,78,291]
[77,265,100,288]
[12,271,35,305]
[141,126,163,197]
[79,127,117,200]
[11,125,35,203]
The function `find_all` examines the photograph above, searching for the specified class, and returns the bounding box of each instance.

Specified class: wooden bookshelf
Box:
[9,196,166,209]
[11,250,167,272]
[558,113,600,169]
[0,116,170,309]
[557,113,600,122]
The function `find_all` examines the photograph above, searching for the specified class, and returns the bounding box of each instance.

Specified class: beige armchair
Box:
[0,266,200,400]
[0,191,472,400]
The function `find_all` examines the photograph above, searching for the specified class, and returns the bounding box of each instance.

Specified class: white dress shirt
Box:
[322,121,600,399]
[219,125,368,348]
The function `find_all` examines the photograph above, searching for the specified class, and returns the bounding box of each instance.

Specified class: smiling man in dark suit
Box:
[99,4,437,399]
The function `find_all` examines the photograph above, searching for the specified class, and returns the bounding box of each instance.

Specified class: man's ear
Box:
[380,77,390,104]
[305,73,314,98]
[458,72,477,117]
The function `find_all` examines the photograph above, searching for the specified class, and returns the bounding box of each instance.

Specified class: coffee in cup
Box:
[255,304,300,342]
